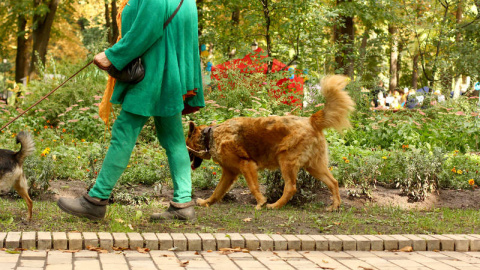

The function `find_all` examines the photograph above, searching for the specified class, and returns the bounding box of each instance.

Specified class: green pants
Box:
[88,110,192,203]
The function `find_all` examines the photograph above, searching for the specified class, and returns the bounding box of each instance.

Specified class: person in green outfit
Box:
[57,0,204,221]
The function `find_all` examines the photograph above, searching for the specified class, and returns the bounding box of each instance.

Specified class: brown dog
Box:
[0,131,35,220]
[187,75,354,211]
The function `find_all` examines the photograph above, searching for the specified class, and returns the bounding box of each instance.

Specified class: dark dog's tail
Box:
[310,75,355,133]
[15,131,35,164]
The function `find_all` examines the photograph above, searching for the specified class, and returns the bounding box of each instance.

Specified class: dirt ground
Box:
[46,179,480,211]
[0,179,478,234]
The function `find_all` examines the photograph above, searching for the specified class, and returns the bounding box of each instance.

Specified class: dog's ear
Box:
[188,121,196,138]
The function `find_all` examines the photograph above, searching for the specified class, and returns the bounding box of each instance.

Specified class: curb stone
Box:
[1,233,479,252]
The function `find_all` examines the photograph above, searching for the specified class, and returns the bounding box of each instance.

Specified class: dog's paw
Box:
[255,203,265,210]
[266,203,280,210]
[326,205,340,212]
[196,198,209,207]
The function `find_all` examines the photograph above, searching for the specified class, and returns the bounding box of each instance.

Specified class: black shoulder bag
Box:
[106,0,185,84]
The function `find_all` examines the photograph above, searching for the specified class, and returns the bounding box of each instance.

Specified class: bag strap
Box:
[163,0,184,29]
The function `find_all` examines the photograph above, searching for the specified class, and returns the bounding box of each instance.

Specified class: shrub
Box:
[264,169,324,206]
[192,163,221,190]
[24,155,55,197]
[395,148,445,202]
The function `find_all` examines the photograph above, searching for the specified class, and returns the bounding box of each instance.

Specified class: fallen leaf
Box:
[162,254,175,257]
[60,249,79,253]
[398,246,413,252]
[179,260,189,267]
[194,251,200,255]
[136,247,150,254]
[112,246,129,251]
[86,246,109,253]
[243,217,252,222]
[128,224,134,230]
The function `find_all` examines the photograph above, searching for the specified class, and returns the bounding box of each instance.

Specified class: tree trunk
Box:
[452,0,463,97]
[412,53,419,90]
[397,41,403,86]
[197,0,204,37]
[388,25,398,92]
[105,1,119,45]
[111,0,119,42]
[29,0,59,77]
[259,0,273,73]
[358,28,369,79]
[456,0,463,42]
[227,7,240,59]
[105,3,111,44]
[15,15,28,83]
[334,0,354,77]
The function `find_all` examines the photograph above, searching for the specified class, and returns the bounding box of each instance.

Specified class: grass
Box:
[0,196,478,235]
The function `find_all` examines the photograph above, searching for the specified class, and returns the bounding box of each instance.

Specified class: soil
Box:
[2,180,479,234]
[44,179,480,211]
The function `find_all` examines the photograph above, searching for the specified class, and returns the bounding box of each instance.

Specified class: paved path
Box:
[0,233,480,269]
[3,249,480,270]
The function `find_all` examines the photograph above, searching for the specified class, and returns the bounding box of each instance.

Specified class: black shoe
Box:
[150,200,196,222]
[57,194,108,220]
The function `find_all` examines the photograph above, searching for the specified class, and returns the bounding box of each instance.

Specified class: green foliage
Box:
[264,169,324,206]
[24,154,55,196]
[192,162,221,190]
[396,148,445,202]
[1,43,480,207]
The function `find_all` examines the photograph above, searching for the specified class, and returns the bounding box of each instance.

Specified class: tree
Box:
[105,0,119,45]
[333,0,355,77]
[388,25,398,92]
[29,0,59,77]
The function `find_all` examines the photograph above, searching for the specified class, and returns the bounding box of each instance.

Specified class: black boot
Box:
[150,200,196,222]
[57,194,108,220]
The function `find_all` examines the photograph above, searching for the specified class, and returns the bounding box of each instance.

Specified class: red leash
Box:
[0,60,94,132]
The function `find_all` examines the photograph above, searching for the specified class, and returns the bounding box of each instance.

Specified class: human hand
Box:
[93,52,112,70]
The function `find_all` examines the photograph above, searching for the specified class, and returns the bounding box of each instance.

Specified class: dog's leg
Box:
[267,159,299,209]
[239,161,267,210]
[306,165,341,211]
[14,174,33,220]
[197,168,238,207]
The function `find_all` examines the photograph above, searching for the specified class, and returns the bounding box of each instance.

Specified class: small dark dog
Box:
[0,131,35,220]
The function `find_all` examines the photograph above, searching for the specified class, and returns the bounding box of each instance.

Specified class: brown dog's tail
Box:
[310,75,355,133]
[15,131,35,164]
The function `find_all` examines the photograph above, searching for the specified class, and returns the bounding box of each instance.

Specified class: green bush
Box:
[264,169,324,206]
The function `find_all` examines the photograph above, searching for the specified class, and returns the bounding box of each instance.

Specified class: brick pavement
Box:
[0,233,479,269]
[2,249,480,269]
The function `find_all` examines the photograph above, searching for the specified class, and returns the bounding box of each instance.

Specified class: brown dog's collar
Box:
[186,125,216,156]
[202,126,215,152]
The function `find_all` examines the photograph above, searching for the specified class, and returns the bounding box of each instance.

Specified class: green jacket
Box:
[105,0,204,117]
